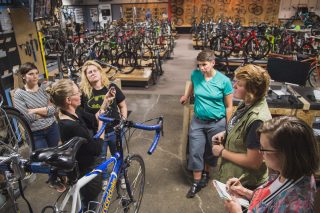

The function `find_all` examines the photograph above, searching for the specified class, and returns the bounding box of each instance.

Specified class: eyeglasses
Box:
[259,148,277,153]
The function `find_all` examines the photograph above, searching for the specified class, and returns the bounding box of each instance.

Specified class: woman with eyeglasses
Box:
[212,64,271,189]
[14,62,60,150]
[224,116,319,212]
[180,50,233,198]
[46,79,114,208]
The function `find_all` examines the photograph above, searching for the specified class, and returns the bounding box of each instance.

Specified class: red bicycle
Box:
[210,28,271,59]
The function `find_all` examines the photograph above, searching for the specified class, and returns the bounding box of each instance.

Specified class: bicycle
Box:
[210,25,271,59]
[304,56,320,88]
[0,108,164,213]
[0,94,34,212]
[0,95,34,159]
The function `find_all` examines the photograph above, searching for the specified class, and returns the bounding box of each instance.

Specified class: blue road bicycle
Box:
[0,111,163,213]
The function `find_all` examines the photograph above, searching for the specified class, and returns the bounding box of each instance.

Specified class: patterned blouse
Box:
[249,175,316,212]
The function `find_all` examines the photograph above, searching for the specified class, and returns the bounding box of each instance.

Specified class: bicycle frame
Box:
[230,30,257,50]
[1,114,163,213]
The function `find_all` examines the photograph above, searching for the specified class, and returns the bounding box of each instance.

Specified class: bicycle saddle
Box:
[30,137,87,170]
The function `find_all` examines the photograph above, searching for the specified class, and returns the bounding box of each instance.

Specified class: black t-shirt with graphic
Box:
[81,83,125,132]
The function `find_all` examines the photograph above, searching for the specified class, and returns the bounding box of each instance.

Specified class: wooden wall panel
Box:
[171,0,281,26]
[10,8,44,74]
[122,3,168,22]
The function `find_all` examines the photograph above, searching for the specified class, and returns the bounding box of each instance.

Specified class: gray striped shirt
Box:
[14,82,56,131]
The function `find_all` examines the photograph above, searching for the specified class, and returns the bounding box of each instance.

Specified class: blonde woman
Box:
[47,79,114,209]
[212,64,271,189]
[79,60,127,181]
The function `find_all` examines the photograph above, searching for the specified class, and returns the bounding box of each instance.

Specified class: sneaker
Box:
[199,172,210,188]
[186,182,202,198]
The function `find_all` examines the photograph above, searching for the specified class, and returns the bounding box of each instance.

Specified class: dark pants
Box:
[32,122,60,150]
[80,163,103,209]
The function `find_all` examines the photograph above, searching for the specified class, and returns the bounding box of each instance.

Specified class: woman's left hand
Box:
[212,144,224,157]
[224,197,242,213]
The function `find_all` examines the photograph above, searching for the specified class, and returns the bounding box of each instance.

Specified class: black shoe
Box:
[199,172,210,188]
[186,182,202,198]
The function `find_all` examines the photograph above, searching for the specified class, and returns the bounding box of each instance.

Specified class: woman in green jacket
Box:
[212,64,271,189]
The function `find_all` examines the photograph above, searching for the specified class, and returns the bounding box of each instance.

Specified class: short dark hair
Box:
[257,116,320,180]
[196,50,215,62]
[18,62,38,76]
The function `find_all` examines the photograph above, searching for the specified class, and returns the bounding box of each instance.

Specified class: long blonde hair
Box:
[79,60,110,98]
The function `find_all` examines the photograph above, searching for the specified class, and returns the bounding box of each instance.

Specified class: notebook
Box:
[212,179,250,208]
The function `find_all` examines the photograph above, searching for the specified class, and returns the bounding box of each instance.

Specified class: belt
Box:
[195,116,223,123]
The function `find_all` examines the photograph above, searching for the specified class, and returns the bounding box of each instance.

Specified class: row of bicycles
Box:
[193,18,319,59]
[43,19,176,85]
[0,94,164,212]
[191,17,320,88]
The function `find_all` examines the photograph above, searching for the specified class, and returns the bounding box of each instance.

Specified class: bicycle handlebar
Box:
[97,114,164,154]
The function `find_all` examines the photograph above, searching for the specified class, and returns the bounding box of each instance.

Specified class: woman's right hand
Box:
[212,131,225,144]
[180,95,188,105]
[226,178,247,197]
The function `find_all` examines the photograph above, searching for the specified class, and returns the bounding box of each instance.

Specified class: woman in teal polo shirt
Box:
[180,50,233,198]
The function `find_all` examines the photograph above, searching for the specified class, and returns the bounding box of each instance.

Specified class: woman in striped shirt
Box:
[14,62,60,150]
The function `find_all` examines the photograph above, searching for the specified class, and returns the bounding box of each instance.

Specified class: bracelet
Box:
[219,148,225,157]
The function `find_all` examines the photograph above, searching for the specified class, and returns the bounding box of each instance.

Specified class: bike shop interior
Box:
[1,0,320,212]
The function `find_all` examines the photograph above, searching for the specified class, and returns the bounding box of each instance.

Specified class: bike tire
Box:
[1,108,34,159]
[210,35,234,57]
[308,66,320,88]
[108,154,145,213]
[116,51,137,74]
[245,36,271,59]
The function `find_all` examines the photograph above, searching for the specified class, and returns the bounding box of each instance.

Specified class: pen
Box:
[231,174,246,188]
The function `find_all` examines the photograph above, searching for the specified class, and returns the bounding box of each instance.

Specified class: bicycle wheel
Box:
[108,154,145,213]
[245,36,271,59]
[116,51,138,74]
[1,108,33,159]
[210,35,234,57]
[308,66,320,88]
